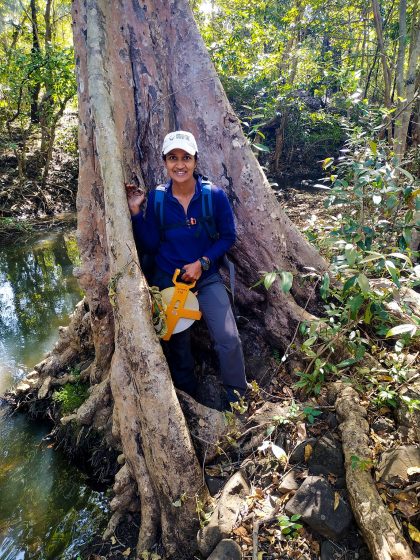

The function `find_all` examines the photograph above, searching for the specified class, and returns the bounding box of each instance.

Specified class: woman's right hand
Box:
[125,183,145,216]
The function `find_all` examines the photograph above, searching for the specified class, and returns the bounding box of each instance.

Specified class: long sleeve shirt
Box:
[131,176,236,278]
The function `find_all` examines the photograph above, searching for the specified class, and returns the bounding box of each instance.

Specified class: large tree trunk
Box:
[72,0,328,556]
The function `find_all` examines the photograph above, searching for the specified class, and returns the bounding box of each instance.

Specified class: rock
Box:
[308,434,344,478]
[285,476,353,540]
[250,401,293,426]
[207,539,242,559]
[197,471,250,557]
[396,384,420,442]
[289,438,317,464]
[326,413,338,429]
[371,417,394,434]
[205,475,226,497]
[377,445,420,484]
[117,454,125,465]
[278,471,300,494]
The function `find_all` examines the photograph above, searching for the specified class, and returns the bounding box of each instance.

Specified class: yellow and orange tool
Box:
[160,269,202,340]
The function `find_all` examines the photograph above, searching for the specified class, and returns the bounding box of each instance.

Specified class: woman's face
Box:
[164,148,196,186]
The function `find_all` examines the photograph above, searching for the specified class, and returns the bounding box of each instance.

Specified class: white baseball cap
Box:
[162,131,198,156]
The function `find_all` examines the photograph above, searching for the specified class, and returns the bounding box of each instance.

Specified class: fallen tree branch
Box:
[332,383,415,560]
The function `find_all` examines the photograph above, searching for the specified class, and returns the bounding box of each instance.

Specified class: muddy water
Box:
[0,231,108,559]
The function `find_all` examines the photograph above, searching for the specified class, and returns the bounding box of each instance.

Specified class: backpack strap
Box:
[153,179,219,241]
[201,181,219,240]
[154,184,168,230]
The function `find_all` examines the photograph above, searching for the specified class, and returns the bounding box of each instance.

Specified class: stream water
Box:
[0,230,109,560]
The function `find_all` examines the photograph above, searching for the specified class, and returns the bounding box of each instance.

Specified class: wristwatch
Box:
[199,256,211,271]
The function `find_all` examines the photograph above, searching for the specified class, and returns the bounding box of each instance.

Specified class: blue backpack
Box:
[153,178,218,240]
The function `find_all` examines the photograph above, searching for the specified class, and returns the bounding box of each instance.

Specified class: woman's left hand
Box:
[181,261,202,283]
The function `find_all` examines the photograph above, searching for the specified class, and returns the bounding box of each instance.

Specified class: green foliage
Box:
[350,455,373,472]
[293,120,419,408]
[0,217,33,235]
[0,1,75,186]
[276,514,303,539]
[302,406,322,424]
[52,381,89,414]
[252,269,293,293]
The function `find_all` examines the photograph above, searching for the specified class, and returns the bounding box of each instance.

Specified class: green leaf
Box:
[266,425,275,436]
[320,272,330,300]
[279,271,293,293]
[385,260,400,287]
[345,244,358,266]
[364,302,373,324]
[396,167,414,182]
[348,294,364,319]
[263,272,277,290]
[386,195,398,209]
[388,252,412,266]
[403,227,412,244]
[386,324,417,338]
[290,514,301,522]
[253,142,271,152]
[343,275,357,294]
[369,140,377,156]
[336,357,359,369]
[359,252,384,264]
[302,336,317,348]
[357,273,370,293]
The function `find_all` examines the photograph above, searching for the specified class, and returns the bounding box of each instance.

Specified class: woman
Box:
[127,130,247,407]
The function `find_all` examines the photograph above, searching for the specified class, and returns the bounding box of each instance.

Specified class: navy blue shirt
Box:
[131,176,236,278]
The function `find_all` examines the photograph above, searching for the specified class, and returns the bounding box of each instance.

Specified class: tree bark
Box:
[394,0,420,160]
[72,0,328,556]
[372,0,393,139]
[29,0,41,123]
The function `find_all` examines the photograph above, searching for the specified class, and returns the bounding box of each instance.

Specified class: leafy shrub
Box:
[52,382,89,414]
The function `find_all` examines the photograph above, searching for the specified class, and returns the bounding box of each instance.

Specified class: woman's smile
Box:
[165,148,196,188]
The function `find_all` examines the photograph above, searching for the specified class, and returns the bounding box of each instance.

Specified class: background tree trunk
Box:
[29,0,41,124]
[372,0,393,139]
[72,0,328,556]
[394,0,420,160]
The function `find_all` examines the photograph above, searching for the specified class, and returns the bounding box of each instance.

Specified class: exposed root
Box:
[102,511,124,542]
[332,383,415,560]
[177,390,230,462]
[76,377,111,425]
[35,298,93,378]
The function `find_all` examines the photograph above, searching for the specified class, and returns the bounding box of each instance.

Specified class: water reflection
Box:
[0,230,108,560]
[0,232,83,393]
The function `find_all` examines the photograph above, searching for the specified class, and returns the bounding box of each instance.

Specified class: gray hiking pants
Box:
[151,269,247,395]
